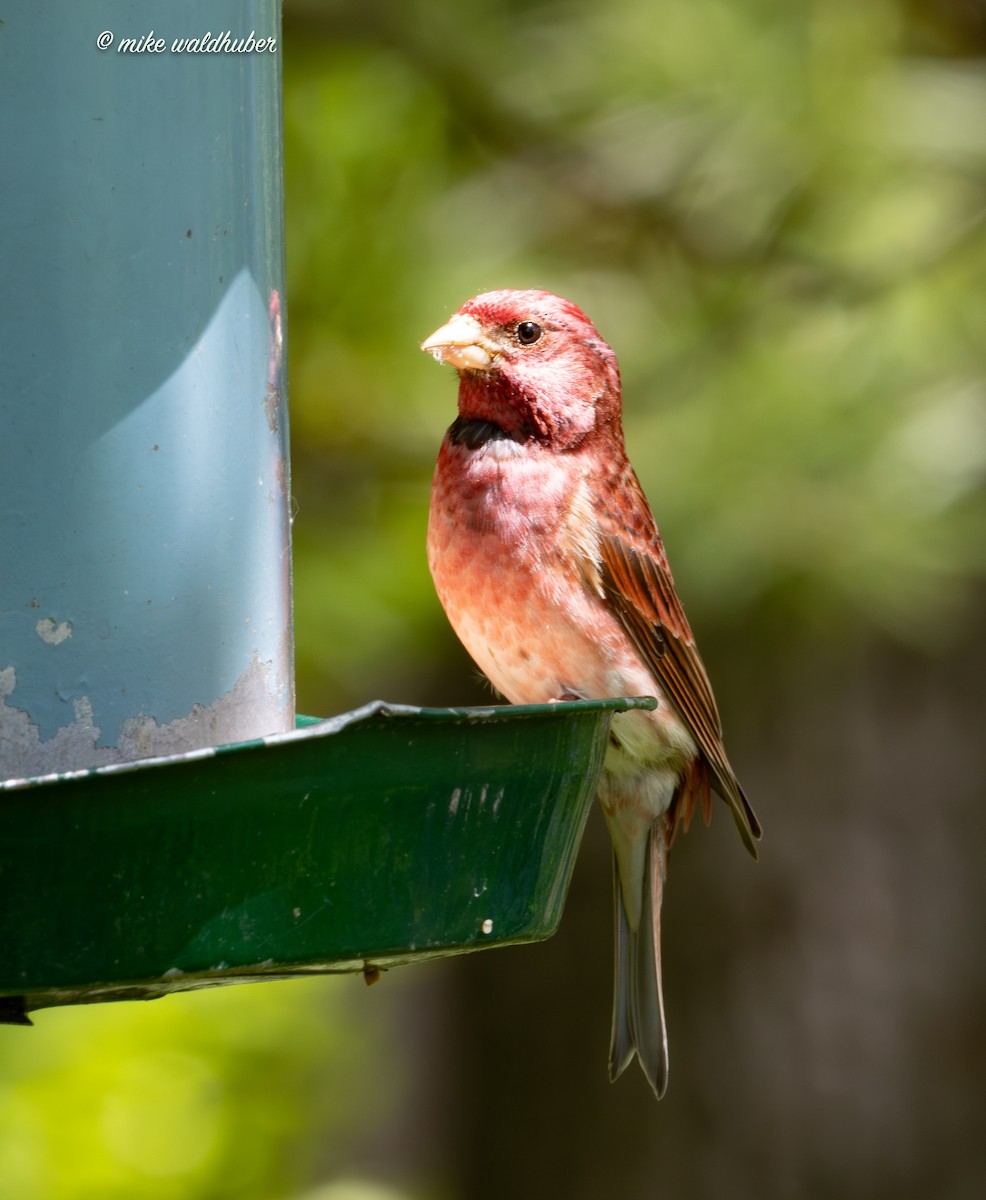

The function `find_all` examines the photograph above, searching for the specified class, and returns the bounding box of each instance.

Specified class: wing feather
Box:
[597,523,761,858]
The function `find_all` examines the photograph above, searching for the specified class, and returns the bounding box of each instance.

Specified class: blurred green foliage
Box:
[286,0,986,716]
[0,977,407,1199]
[3,0,985,1197]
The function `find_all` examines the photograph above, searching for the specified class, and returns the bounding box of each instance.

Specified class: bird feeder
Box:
[0,0,650,1023]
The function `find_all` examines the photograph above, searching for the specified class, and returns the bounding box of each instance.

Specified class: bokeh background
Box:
[3,0,985,1196]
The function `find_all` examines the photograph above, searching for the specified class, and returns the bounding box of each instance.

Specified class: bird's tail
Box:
[608,818,669,1099]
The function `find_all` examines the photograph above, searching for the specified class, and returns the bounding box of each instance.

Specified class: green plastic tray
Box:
[0,697,654,1020]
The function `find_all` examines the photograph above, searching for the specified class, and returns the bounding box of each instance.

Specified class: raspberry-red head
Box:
[422,289,623,449]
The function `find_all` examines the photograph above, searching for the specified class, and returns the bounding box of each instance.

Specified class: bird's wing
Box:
[596,497,761,858]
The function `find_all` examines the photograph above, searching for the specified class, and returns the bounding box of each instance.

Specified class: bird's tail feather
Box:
[608,820,669,1099]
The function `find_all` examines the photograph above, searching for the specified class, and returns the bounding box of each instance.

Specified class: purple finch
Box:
[422,289,760,1099]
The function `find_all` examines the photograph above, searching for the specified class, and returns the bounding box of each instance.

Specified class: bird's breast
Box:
[429,436,633,707]
[428,435,589,588]
[428,435,696,803]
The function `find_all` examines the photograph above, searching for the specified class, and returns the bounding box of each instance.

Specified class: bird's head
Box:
[421,289,623,451]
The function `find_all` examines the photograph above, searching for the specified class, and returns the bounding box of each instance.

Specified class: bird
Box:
[421,288,760,1099]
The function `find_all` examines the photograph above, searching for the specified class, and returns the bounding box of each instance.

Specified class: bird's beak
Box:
[421,313,496,372]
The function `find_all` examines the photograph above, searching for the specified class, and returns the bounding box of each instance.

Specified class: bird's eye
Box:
[514,320,543,346]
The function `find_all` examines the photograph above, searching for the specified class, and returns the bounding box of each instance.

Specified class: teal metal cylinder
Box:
[0,2,293,779]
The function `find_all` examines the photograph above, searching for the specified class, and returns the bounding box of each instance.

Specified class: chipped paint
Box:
[35,618,73,645]
[1,271,293,780]
[0,653,283,782]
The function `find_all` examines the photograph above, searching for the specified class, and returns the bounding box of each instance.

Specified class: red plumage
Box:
[423,289,760,1098]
